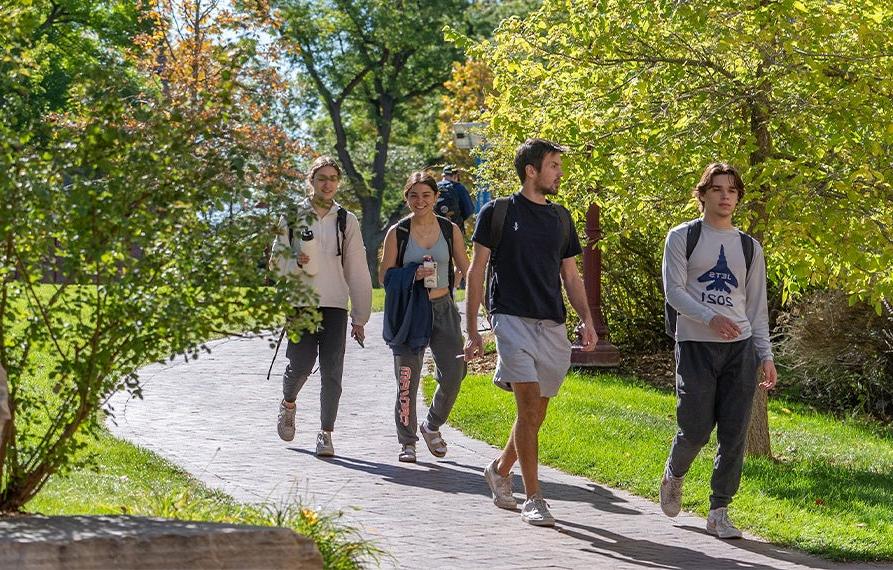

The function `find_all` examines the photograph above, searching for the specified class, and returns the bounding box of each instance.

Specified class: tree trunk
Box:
[745,77,773,458]
[745,378,771,456]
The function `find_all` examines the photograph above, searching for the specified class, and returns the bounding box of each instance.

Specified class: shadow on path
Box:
[557,520,782,570]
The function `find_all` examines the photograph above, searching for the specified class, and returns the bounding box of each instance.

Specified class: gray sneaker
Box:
[398,443,417,463]
[315,431,334,457]
[520,495,555,527]
[484,458,517,510]
[706,507,743,539]
[659,464,684,517]
[277,401,296,441]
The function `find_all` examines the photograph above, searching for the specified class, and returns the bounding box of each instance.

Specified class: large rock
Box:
[0,515,323,570]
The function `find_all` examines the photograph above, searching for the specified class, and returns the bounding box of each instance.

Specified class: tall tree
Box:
[245,0,467,278]
[0,1,312,511]
[473,0,893,456]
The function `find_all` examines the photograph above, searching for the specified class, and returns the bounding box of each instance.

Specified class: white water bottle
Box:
[299,228,318,276]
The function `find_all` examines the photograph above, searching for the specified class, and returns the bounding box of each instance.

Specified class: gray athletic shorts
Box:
[492,313,572,398]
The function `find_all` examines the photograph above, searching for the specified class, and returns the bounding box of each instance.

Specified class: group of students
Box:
[268,139,776,536]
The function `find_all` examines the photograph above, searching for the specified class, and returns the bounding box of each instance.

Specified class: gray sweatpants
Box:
[394,295,467,445]
[667,338,758,510]
[282,307,348,432]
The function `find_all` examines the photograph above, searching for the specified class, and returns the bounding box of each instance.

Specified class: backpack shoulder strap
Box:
[552,203,572,255]
[395,216,412,267]
[738,230,755,273]
[286,205,300,245]
[685,219,703,260]
[336,207,347,260]
[489,197,511,256]
[435,215,455,296]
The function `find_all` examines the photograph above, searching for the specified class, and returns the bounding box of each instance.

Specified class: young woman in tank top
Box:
[379,171,470,462]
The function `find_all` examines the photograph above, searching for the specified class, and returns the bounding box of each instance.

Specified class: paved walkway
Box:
[108,311,883,569]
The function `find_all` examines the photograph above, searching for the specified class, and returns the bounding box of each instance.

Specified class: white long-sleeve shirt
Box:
[662,219,773,361]
[270,198,372,326]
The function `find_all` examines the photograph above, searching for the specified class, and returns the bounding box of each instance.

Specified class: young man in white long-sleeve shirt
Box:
[659,162,778,539]
[269,156,372,457]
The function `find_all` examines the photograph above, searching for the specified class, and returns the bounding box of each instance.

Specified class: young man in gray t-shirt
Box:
[659,162,778,539]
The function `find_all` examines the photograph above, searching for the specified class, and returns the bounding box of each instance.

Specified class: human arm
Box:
[560,257,597,351]
[463,241,490,360]
[662,229,723,327]
[451,222,470,283]
[342,213,372,327]
[744,242,775,388]
[269,215,299,276]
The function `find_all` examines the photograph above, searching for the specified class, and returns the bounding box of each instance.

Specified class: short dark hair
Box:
[514,138,566,183]
[692,162,745,212]
[402,171,439,198]
[307,155,342,181]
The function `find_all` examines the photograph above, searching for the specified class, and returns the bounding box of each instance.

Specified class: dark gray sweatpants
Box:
[667,338,758,510]
[394,295,467,445]
[282,307,348,432]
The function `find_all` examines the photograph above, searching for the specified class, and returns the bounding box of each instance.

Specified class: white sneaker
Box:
[520,495,555,527]
[484,458,517,510]
[315,431,334,457]
[277,401,296,441]
[706,507,743,539]
[659,464,684,517]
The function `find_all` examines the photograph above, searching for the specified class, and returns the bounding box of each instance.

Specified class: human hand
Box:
[350,323,365,347]
[464,331,483,361]
[415,265,435,281]
[708,315,741,340]
[298,252,310,266]
[576,321,598,352]
[759,360,777,390]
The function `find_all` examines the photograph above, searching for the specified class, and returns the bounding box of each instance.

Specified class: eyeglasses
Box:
[314,175,341,183]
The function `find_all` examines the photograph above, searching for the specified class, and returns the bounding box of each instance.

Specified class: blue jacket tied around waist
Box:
[383,263,432,355]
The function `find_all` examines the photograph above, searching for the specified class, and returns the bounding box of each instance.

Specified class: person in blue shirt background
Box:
[437,165,475,235]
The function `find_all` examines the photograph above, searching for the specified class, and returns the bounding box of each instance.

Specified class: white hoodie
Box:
[270,198,372,326]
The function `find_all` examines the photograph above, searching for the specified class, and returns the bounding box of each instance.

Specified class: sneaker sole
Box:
[522,516,555,527]
[706,526,742,539]
[493,498,518,510]
[316,449,334,457]
[398,455,416,463]
[278,430,295,442]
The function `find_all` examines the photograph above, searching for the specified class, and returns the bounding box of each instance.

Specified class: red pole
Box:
[571,201,621,367]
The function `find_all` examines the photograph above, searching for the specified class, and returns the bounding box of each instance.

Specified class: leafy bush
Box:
[776,291,893,420]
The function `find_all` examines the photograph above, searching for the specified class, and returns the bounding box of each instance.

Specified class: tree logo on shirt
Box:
[698,245,739,294]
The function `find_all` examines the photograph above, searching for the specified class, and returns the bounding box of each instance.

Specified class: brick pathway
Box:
[108,311,882,569]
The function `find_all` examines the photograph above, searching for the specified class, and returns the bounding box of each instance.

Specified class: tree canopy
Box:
[474,0,893,312]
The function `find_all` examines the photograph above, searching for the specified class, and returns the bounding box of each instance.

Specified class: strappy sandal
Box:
[420,422,447,458]
[398,443,417,463]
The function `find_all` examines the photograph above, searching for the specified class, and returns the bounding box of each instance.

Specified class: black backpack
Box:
[287,205,348,263]
[484,196,571,312]
[664,219,755,338]
[435,180,463,225]
[395,215,455,296]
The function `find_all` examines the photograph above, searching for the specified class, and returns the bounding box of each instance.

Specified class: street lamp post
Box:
[571,201,621,367]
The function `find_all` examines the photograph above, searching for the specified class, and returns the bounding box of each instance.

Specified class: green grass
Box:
[26,431,384,569]
[6,285,383,569]
[426,371,893,561]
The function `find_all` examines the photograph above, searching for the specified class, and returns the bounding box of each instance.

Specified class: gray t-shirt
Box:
[662,219,773,361]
